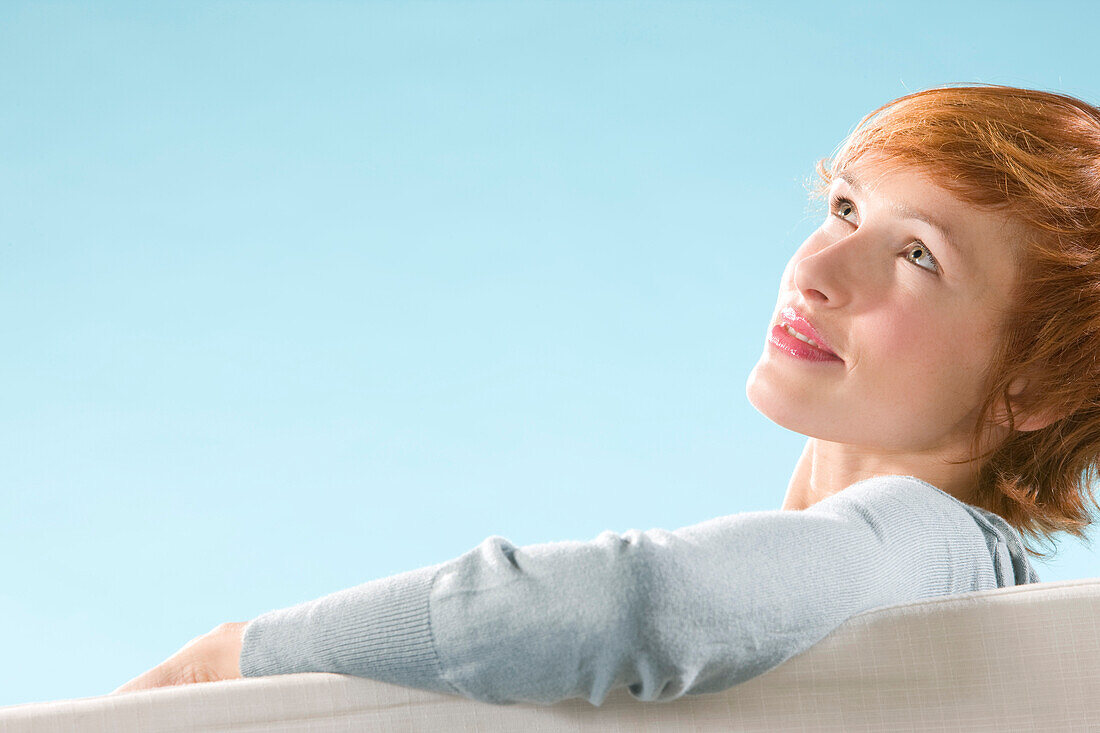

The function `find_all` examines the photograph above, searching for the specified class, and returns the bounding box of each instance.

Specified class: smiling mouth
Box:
[778,322,831,352]
[775,305,841,360]
[768,324,844,363]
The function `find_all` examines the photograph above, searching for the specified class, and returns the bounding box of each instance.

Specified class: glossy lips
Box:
[768,306,843,363]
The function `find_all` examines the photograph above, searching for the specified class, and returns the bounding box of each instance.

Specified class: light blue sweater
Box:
[238,474,1040,706]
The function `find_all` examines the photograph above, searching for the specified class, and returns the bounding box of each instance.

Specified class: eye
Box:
[906,241,941,274]
[829,194,942,275]
[830,194,856,220]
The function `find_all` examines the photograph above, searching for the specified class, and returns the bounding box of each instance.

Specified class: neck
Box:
[782,438,983,511]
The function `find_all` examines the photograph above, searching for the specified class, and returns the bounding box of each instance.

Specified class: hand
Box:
[110,621,249,695]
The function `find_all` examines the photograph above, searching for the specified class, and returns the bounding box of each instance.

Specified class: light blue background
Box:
[3,1,1098,707]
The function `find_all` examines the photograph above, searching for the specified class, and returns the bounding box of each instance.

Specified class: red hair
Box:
[811,83,1100,560]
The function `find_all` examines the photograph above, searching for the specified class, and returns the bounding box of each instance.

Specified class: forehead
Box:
[837,159,963,209]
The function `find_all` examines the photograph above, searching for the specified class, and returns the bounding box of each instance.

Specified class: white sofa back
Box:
[2,577,1097,732]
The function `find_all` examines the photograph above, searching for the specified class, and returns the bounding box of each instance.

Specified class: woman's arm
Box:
[229,475,1006,707]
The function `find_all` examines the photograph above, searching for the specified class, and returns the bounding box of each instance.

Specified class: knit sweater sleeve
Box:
[238,475,1000,706]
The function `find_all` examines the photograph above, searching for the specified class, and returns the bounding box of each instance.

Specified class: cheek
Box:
[865,312,977,397]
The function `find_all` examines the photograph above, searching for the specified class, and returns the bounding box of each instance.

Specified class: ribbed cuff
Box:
[239,562,458,695]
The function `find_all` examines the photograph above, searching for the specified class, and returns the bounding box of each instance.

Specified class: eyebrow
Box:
[836,170,965,262]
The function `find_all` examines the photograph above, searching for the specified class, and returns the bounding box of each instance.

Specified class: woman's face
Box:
[746,157,1025,458]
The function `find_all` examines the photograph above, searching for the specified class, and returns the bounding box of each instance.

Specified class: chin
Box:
[745,363,837,438]
[746,364,800,428]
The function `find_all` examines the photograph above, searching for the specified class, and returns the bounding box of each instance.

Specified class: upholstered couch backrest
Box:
[2,577,1098,732]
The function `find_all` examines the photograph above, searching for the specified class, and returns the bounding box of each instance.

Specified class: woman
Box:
[112,83,1100,705]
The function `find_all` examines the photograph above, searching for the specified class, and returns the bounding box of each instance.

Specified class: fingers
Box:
[110,622,249,696]
[110,665,171,695]
[111,661,223,695]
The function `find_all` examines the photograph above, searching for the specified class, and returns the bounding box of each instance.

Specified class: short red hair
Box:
[811,84,1100,560]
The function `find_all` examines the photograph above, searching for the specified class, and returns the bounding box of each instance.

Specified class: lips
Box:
[776,306,841,359]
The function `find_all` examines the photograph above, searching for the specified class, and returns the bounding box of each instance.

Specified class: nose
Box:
[790,229,877,308]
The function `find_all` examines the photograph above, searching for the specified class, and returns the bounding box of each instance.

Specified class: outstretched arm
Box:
[232,476,999,706]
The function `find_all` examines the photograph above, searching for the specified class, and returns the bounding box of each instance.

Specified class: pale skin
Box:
[111,622,247,694]
[747,155,1059,512]
[113,157,1060,695]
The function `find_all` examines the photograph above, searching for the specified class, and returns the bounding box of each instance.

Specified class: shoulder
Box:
[819,474,1040,587]
[814,474,980,532]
